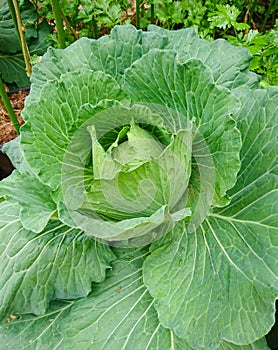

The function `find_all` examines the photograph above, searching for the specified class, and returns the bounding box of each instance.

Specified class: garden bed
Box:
[0,88,27,146]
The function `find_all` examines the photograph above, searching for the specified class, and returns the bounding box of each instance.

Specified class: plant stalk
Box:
[0,79,20,135]
[11,0,32,76]
[7,0,19,40]
[261,0,275,32]
[50,0,66,48]
[60,9,78,40]
[91,15,99,39]
[136,0,140,29]
[150,3,155,24]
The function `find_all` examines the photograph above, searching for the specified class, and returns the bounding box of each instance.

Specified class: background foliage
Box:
[0,0,277,88]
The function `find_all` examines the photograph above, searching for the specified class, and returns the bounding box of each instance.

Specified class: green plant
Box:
[141,1,253,40]
[207,4,250,39]
[0,25,277,349]
[8,0,33,76]
[38,0,131,41]
[0,77,20,134]
[227,21,278,87]
[50,0,66,48]
[0,0,51,87]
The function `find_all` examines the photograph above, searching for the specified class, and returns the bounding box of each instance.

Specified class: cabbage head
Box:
[0,25,277,350]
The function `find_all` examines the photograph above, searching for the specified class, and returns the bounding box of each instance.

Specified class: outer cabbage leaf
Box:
[2,137,26,172]
[219,341,270,350]
[0,170,56,232]
[0,247,269,350]
[29,25,167,98]
[0,201,115,320]
[0,136,56,233]
[0,248,187,350]
[147,25,259,90]
[143,87,278,349]
[220,86,278,218]
[28,24,259,97]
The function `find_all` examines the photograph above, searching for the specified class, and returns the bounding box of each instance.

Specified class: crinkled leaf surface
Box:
[1,137,56,232]
[0,201,115,320]
[29,25,167,96]
[84,127,192,219]
[0,248,187,350]
[143,87,278,349]
[0,170,56,232]
[2,136,27,173]
[147,25,259,90]
[0,247,269,350]
[124,50,241,204]
[20,69,125,190]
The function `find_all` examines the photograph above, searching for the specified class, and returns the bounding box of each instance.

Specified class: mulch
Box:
[0,89,27,147]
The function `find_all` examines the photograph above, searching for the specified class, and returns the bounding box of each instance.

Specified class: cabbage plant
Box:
[0,25,277,349]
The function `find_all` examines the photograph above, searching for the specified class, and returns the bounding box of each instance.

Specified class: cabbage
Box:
[0,25,277,350]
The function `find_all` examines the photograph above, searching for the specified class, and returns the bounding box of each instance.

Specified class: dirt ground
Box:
[0,89,27,146]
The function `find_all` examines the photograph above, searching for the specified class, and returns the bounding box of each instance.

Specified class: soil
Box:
[0,89,28,147]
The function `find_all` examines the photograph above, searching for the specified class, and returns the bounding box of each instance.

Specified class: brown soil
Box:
[0,89,28,147]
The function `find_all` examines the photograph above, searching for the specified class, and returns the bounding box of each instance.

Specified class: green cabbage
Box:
[0,25,277,350]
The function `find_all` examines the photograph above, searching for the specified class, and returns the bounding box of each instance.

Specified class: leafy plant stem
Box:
[150,3,155,24]
[11,0,32,77]
[245,0,254,26]
[261,0,275,32]
[60,9,78,40]
[233,27,242,43]
[91,15,99,39]
[0,78,20,135]
[136,0,140,29]
[50,0,66,48]
[7,0,19,41]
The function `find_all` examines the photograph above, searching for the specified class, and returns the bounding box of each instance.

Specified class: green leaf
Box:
[0,53,31,87]
[0,0,37,54]
[75,202,191,245]
[30,25,167,95]
[0,170,56,232]
[0,21,52,87]
[1,137,56,233]
[208,4,249,32]
[221,87,278,215]
[219,340,270,350]
[0,300,72,349]
[143,88,278,349]
[0,248,188,350]
[0,201,115,320]
[0,247,269,350]
[20,69,125,190]
[144,217,277,349]
[84,127,192,219]
[124,50,241,205]
[59,248,188,349]
[147,25,259,90]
